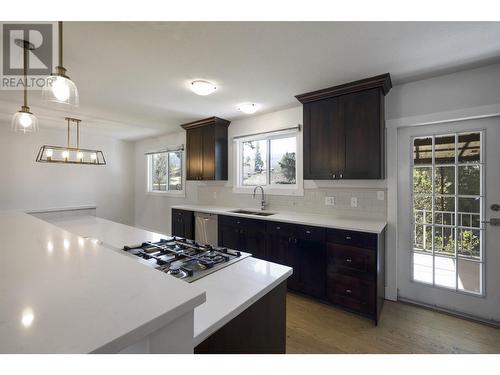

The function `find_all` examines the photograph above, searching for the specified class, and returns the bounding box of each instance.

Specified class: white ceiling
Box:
[1,21,500,140]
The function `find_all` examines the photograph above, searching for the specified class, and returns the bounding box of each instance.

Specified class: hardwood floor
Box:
[286,292,500,354]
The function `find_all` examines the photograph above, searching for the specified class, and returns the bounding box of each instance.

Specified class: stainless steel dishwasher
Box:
[194,212,218,246]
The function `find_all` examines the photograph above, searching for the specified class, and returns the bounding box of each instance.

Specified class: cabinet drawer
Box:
[327,228,377,249]
[296,225,325,242]
[266,222,295,237]
[327,273,375,314]
[327,243,375,277]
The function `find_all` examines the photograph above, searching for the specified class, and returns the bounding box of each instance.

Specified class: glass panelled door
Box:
[397,117,500,322]
[411,133,483,295]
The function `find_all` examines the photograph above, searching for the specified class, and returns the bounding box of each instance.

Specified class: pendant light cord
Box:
[23,41,28,108]
[58,21,63,67]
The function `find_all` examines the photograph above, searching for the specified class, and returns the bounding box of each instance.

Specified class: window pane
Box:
[413,137,432,165]
[458,260,481,294]
[458,197,481,228]
[151,153,167,191]
[413,253,433,284]
[270,137,296,185]
[458,165,480,195]
[413,167,432,194]
[434,196,455,225]
[242,140,268,186]
[414,195,432,226]
[458,228,481,259]
[434,166,455,195]
[168,151,182,191]
[458,133,481,163]
[414,224,432,252]
[435,135,455,164]
[434,226,455,256]
[435,256,456,289]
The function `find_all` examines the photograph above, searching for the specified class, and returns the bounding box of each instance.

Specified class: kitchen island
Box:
[26,213,293,354]
[0,211,205,354]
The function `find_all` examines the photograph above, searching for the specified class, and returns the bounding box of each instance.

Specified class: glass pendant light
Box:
[41,21,79,106]
[12,39,38,134]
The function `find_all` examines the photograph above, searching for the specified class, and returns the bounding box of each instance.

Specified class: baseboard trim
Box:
[397,297,500,328]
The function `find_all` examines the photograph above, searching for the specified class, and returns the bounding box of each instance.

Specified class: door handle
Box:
[481,218,500,226]
[332,174,336,179]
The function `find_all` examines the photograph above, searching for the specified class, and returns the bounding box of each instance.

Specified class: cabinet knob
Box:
[346,289,352,294]
[276,226,280,230]
[346,258,352,263]
[345,236,352,240]
[305,230,311,234]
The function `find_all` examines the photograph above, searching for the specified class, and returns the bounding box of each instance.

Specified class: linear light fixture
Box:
[36,117,106,165]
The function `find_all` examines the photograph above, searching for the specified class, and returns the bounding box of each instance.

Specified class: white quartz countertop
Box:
[0,212,205,353]
[172,204,387,234]
[47,214,293,348]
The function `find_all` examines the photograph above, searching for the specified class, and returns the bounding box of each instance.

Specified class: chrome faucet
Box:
[253,185,267,210]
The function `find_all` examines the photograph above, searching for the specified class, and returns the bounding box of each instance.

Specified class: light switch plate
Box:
[324,196,335,206]
[350,197,358,208]
[377,191,385,201]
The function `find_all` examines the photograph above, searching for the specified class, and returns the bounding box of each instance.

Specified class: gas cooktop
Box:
[123,237,250,282]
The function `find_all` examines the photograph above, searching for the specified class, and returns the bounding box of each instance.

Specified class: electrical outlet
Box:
[350,197,358,208]
[324,196,335,206]
[377,191,385,201]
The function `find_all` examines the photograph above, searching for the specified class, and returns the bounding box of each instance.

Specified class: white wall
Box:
[134,106,387,234]
[134,131,199,234]
[0,122,135,224]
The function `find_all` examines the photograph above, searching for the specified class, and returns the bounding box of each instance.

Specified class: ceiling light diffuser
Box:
[190,80,217,96]
[238,103,259,115]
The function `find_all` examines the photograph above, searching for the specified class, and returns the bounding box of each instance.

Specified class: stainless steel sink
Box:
[230,209,276,217]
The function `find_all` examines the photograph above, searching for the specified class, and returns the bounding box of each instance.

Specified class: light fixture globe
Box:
[12,107,38,134]
[190,80,217,96]
[41,22,79,107]
[42,71,79,106]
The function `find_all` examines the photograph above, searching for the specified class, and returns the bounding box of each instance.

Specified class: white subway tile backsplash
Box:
[196,185,387,220]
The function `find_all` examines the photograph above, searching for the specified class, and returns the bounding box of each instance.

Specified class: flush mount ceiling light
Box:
[238,103,259,115]
[41,22,79,106]
[12,39,38,134]
[190,80,217,96]
[36,117,106,165]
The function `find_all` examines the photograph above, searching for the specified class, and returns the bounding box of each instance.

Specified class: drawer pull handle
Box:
[345,236,352,240]
[305,230,311,234]
[237,221,241,224]
[346,289,352,294]
[345,258,352,263]
[276,226,280,230]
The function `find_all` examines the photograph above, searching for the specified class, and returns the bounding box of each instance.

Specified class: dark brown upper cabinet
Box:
[296,73,392,180]
[181,116,230,181]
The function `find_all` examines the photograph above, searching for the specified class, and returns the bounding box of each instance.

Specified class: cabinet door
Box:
[201,125,215,180]
[340,89,382,179]
[266,222,297,265]
[171,209,194,239]
[295,238,326,299]
[186,127,203,180]
[241,220,267,260]
[218,223,240,250]
[303,97,342,179]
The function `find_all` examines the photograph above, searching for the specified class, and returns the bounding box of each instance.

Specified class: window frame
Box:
[233,130,304,196]
[146,149,185,197]
[410,130,485,296]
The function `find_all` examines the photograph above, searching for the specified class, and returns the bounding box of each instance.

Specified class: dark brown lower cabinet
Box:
[171,209,194,240]
[215,214,384,324]
[194,281,287,354]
